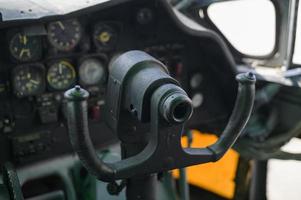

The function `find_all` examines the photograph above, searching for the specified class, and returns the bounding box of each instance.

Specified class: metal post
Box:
[249,160,267,200]
[179,168,190,200]
[121,142,157,200]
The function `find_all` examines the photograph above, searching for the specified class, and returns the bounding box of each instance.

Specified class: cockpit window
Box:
[207,0,276,57]
[0,0,110,21]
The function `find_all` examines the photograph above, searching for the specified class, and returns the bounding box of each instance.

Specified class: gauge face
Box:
[93,23,117,51]
[47,60,76,90]
[190,73,203,89]
[9,33,42,62]
[191,93,203,108]
[47,19,82,51]
[79,58,106,86]
[12,64,44,97]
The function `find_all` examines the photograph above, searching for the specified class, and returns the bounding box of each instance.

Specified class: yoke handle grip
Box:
[206,72,256,160]
[65,86,116,182]
[64,72,256,181]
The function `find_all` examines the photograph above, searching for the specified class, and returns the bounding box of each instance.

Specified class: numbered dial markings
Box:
[47,19,82,51]
[12,64,44,96]
[47,61,76,90]
[9,33,42,62]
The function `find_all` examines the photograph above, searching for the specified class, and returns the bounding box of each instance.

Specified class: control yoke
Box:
[64,50,256,182]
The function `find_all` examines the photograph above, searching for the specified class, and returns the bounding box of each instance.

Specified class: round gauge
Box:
[47,19,82,51]
[12,64,45,97]
[190,73,203,89]
[191,93,204,108]
[47,60,76,90]
[136,8,153,25]
[9,33,42,62]
[93,23,118,51]
[79,58,106,86]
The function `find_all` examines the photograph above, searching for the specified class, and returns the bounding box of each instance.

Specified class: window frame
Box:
[189,0,298,70]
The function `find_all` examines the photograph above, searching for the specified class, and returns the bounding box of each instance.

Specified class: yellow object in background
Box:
[173,130,239,199]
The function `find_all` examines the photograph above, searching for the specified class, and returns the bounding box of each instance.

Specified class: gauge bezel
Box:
[46,59,77,91]
[12,63,46,97]
[78,54,108,86]
[92,22,119,51]
[7,30,43,63]
[47,19,82,52]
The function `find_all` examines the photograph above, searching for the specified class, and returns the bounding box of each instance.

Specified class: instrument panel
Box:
[7,18,114,98]
[0,0,237,166]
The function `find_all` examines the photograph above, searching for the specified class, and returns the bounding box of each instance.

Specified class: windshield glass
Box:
[0,0,109,21]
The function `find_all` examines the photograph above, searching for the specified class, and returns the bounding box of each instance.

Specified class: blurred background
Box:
[171,0,301,199]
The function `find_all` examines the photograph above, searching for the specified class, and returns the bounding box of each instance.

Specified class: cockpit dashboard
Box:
[0,0,237,167]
